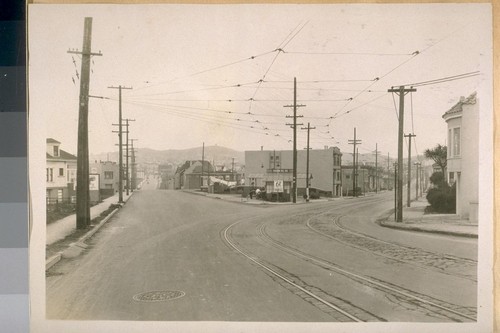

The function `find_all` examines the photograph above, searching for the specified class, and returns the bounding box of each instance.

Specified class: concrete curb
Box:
[376,209,478,238]
[45,193,135,271]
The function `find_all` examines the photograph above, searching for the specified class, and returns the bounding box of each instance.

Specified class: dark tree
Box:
[424,144,447,175]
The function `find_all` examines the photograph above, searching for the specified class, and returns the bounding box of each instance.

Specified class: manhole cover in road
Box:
[133,290,185,302]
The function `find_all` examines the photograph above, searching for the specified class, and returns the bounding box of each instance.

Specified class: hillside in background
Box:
[91,145,245,169]
[91,146,424,170]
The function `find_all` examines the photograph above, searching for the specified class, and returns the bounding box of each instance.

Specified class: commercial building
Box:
[174,160,243,192]
[442,92,479,222]
[89,161,120,199]
[245,147,342,200]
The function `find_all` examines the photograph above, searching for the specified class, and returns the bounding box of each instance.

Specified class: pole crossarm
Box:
[67,49,102,57]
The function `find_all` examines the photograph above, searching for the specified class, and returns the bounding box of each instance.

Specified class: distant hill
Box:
[91,146,245,168]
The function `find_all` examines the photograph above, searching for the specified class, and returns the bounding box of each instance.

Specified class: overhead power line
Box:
[399,71,480,88]
[283,51,413,56]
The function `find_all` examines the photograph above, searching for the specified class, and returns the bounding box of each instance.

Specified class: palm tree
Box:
[424,144,447,175]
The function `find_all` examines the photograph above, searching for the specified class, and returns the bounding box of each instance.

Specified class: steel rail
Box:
[305,211,478,281]
[222,220,364,322]
[258,222,476,322]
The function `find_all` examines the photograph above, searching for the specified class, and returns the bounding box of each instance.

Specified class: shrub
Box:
[429,171,446,188]
[310,192,320,199]
[426,182,456,213]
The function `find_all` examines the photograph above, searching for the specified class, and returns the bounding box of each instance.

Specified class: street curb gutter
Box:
[45,206,121,271]
[376,210,478,239]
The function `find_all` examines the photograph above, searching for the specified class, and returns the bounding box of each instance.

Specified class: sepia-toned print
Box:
[29,3,493,333]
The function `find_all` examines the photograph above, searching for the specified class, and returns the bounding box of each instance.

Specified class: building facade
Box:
[89,161,120,199]
[245,147,342,199]
[442,92,479,222]
[174,160,242,192]
[46,138,77,204]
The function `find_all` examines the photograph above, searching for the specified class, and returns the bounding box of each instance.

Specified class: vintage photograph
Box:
[29,3,493,332]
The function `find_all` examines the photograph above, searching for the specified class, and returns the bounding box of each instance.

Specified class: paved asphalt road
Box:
[46,185,477,322]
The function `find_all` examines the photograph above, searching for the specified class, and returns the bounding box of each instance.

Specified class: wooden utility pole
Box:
[129,139,138,191]
[404,133,416,207]
[348,128,362,197]
[201,142,205,190]
[301,123,315,202]
[374,143,380,193]
[232,157,235,181]
[394,162,398,221]
[68,17,102,229]
[388,86,416,222]
[414,162,419,199]
[124,119,135,195]
[284,77,305,203]
[108,85,132,203]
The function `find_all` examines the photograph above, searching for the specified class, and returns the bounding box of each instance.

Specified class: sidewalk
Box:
[46,192,132,245]
[379,197,478,238]
[185,190,477,237]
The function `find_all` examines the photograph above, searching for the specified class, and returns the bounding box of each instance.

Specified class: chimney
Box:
[261,146,263,151]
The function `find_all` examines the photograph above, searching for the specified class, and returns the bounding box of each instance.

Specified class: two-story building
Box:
[46,138,77,204]
[245,146,342,200]
[89,161,120,199]
[442,92,479,223]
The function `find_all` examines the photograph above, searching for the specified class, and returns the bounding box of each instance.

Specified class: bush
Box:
[429,172,446,187]
[310,192,320,200]
[426,183,456,213]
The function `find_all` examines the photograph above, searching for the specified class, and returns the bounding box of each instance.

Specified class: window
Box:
[104,171,114,179]
[53,146,59,157]
[448,129,452,158]
[346,174,350,179]
[336,171,341,181]
[453,127,461,156]
[46,168,49,182]
[59,168,64,176]
[449,172,455,184]
[47,168,53,182]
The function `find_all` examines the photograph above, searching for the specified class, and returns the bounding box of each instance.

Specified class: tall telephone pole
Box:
[301,123,315,202]
[201,142,205,190]
[129,139,138,191]
[415,162,421,199]
[404,133,416,207]
[284,77,305,203]
[124,118,135,195]
[68,17,102,229]
[348,128,362,197]
[388,86,416,222]
[374,143,380,193]
[108,85,132,203]
[394,162,398,221]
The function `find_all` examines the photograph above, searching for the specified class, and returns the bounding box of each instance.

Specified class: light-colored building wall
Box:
[245,147,342,197]
[46,139,77,203]
[443,92,479,222]
[89,161,120,191]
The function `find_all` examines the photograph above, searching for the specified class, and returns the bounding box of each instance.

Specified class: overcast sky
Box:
[29,3,492,159]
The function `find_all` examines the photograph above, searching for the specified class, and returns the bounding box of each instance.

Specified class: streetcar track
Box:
[305,212,477,282]
[222,220,366,322]
[258,222,477,322]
